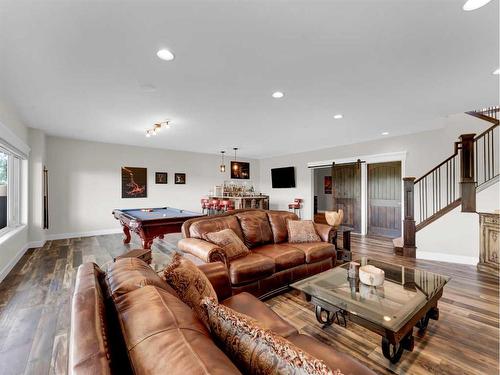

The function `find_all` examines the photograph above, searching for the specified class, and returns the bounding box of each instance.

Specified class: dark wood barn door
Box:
[332,164,361,232]
[367,161,402,237]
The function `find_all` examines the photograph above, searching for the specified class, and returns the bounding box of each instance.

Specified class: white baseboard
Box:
[0,241,31,283]
[28,240,46,248]
[417,251,478,265]
[0,228,123,284]
[46,228,122,241]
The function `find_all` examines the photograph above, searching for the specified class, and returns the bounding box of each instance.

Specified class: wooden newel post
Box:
[403,177,416,258]
[459,134,476,213]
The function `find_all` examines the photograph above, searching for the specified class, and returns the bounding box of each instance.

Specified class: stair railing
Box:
[398,106,499,257]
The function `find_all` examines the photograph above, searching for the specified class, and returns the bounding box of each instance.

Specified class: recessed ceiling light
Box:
[381,132,389,136]
[156,49,175,61]
[463,0,492,11]
[494,68,500,75]
[272,91,284,99]
[333,114,343,119]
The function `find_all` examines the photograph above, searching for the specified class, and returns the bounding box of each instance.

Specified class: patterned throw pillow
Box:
[163,253,217,327]
[201,297,344,375]
[203,228,250,262]
[287,220,322,243]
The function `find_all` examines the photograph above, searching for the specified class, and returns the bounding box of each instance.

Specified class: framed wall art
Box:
[175,173,186,184]
[230,161,250,179]
[122,167,147,198]
[155,172,168,184]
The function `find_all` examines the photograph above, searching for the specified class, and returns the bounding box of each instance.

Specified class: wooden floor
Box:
[0,233,498,375]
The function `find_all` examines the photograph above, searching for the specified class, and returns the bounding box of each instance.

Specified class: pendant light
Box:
[232,147,239,172]
[219,151,226,173]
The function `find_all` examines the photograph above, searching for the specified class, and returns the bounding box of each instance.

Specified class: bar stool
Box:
[200,198,210,215]
[210,199,222,215]
[220,199,235,212]
[288,198,303,218]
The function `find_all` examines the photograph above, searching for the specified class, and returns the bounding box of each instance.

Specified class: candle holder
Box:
[347,261,360,279]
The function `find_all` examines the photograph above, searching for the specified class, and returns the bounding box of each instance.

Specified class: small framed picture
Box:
[175,173,186,184]
[155,172,168,184]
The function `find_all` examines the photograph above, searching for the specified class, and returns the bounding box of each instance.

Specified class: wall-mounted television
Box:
[271,167,296,188]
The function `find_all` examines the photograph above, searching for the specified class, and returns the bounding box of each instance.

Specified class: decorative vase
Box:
[359,265,385,286]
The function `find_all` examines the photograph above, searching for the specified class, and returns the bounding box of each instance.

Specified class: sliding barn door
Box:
[367,162,402,237]
[331,164,361,232]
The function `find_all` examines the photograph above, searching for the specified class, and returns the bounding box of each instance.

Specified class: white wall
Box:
[259,113,490,220]
[45,136,260,237]
[416,181,499,264]
[0,97,30,281]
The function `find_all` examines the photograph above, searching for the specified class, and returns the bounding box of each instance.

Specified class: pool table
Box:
[112,207,204,249]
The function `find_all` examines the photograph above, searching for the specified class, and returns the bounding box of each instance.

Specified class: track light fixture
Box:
[145,120,171,137]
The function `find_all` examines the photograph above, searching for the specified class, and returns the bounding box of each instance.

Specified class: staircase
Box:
[394,106,499,257]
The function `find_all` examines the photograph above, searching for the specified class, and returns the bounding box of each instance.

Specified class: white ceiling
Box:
[0,0,498,158]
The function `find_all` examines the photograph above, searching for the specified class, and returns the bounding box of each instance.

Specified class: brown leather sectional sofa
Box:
[178,209,336,298]
[69,257,375,375]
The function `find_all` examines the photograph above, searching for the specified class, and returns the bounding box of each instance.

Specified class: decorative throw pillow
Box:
[203,228,250,262]
[163,253,217,327]
[287,220,322,243]
[201,297,343,375]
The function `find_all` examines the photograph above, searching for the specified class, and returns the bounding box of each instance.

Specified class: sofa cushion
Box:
[105,257,176,300]
[287,220,322,243]
[189,215,244,241]
[289,242,335,263]
[287,334,375,375]
[201,297,340,375]
[252,244,305,271]
[229,253,275,285]
[163,253,217,327]
[70,263,113,375]
[204,228,250,261]
[267,211,298,243]
[235,210,273,248]
[114,286,241,375]
[222,292,298,338]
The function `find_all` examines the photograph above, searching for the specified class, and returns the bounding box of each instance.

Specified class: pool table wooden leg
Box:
[122,225,131,244]
[142,239,153,249]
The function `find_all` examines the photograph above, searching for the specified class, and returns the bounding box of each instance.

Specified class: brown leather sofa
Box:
[178,209,336,298]
[69,257,375,375]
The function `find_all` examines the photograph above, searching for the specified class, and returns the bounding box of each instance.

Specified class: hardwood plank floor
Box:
[0,233,497,374]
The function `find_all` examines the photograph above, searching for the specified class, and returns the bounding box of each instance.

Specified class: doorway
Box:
[313,164,362,232]
[367,161,402,237]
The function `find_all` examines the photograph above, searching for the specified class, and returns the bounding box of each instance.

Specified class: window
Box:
[0,145,24,236]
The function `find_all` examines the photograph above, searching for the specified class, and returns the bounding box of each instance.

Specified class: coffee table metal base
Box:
[310,295,441,364]
[315,306,347,327]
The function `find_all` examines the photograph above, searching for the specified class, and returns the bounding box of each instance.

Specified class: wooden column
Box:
[459,134,476,213]
[403,177,416,258]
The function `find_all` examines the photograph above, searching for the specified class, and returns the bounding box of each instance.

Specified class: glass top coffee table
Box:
[291,257,450,363]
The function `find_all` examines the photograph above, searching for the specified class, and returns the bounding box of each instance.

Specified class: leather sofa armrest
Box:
[314,223,334,243]
[177,238,228,265]
[198,262,233,301]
